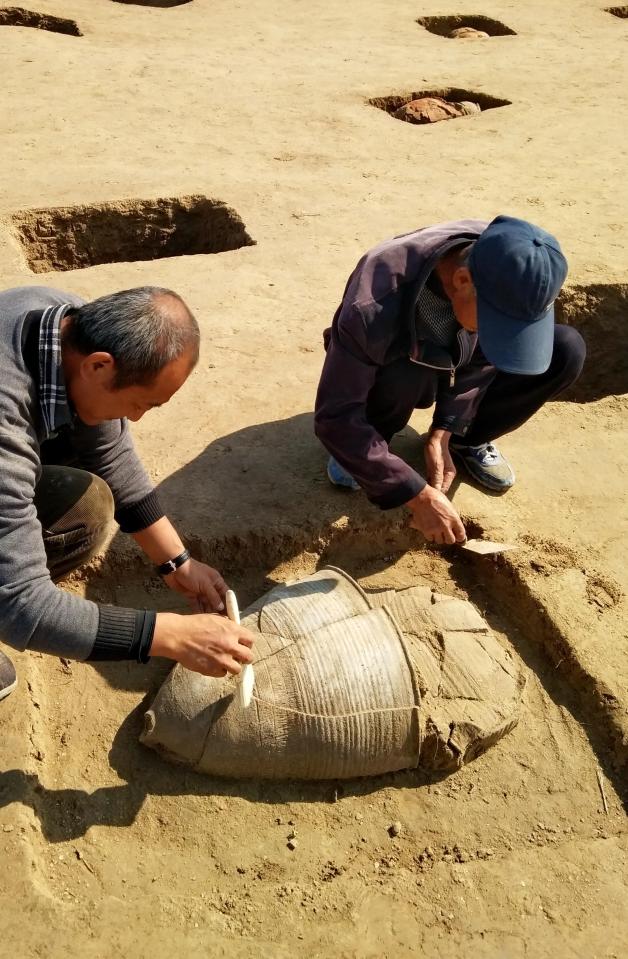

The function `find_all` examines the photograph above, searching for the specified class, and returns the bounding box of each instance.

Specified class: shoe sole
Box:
[0,676,17,703]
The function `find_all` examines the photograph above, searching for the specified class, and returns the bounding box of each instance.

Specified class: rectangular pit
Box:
[369,88,511,121]
[111,1,192,7]
[556,284,628,402]
[8,195,256,273]
[417,15,516,37]
[0,6,81,35]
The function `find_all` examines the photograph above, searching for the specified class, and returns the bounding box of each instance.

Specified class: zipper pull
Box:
[449,368,455,387]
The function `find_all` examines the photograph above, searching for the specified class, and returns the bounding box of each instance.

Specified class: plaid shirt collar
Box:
[38,304,73,440]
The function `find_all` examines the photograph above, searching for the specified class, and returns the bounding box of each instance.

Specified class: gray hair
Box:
[63,286,200,389]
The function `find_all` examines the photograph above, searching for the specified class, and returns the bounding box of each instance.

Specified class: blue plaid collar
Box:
[38,304,73,440]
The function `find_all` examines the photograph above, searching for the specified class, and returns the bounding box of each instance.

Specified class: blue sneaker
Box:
[450,442,515,492]
[326,456,361,491]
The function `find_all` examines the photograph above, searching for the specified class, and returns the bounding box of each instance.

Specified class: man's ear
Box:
[79,352,115,383]
[451,266,475,299]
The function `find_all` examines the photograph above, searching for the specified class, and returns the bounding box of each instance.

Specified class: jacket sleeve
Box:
[314,302,426,509]
[432,345,497,436]
[0,420,145,660]
[69,418,165,533]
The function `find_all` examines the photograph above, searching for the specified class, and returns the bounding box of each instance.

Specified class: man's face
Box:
[68,349,196,426]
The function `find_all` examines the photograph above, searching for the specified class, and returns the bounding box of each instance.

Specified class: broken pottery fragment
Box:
[391,96,481,125]
[141,567,525,780]
[450,27,490,39]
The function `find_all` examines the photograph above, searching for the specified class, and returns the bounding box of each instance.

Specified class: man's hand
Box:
[424,428,456,494]
[163,558,227,613]
[407,485,466,545]
[152,612,255,677]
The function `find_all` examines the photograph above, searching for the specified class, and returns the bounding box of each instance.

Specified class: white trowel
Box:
[225,589,255,709]
[460,538,518,555]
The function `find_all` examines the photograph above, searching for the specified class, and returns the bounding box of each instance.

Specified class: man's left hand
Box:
[163,558,228,613]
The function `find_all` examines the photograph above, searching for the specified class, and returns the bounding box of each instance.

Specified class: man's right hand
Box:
[407,485,466,545]
[151,612,255,677]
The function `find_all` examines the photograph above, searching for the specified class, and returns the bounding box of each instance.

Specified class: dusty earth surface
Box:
[1,1,627,956]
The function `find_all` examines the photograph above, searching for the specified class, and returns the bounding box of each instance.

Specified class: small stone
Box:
[3,825,13,833]
[287,839,298,851]
[287,829,297,841]
[388,821,402,838]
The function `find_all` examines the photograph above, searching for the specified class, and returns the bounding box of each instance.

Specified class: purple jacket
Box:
[315,219,494,509]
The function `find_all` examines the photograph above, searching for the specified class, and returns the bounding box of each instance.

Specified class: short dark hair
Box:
[63,286,200,388]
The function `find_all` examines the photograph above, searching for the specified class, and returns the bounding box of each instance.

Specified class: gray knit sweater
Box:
[0,286,163,660]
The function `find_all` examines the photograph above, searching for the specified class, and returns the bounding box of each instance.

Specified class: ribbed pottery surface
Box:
[141,567,524,780]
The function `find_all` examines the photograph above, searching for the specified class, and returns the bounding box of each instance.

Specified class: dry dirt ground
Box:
[1,2,627,957]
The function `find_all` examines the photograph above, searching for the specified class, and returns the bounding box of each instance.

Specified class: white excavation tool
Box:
[225,589,255,709]
[460,538,518,556]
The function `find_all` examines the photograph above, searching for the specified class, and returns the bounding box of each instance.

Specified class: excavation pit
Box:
[369,88,511,123]
[8,195,256,273]
[5,514,626,948]
[42,522,625,809]
[0,6,82,35]
[111,1,193,7]
[556,284,628,402]
[417,15,516,37]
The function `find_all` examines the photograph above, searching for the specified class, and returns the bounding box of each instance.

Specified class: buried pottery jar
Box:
[391,96,481,125]
[450,27,490,39]
[142,567,525,780]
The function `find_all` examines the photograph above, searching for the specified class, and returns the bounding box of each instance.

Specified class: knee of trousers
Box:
[78,474,115,547]
[49,472,115,548]
[552,324,586,386]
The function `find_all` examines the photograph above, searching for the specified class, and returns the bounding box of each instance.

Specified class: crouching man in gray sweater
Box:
[0,285,254,702]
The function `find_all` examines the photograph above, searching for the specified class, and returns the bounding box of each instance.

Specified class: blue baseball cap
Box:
[468,215,568,375]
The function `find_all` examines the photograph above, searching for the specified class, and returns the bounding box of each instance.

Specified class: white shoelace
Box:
[474,443,500,464]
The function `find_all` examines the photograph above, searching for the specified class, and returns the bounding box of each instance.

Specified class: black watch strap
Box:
[157,549,190,576]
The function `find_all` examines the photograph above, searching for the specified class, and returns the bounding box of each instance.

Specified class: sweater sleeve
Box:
[69,418,165,533]
[0,418,145,660]
[314,303,426,509]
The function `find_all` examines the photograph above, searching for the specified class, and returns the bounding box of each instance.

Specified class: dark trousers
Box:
[34,464,114,581]
[365,325,586,446]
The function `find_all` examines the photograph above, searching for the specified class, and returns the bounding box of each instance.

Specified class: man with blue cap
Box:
[314,216,586,545]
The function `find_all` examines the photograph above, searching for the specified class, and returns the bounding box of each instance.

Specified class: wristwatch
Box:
[156,549,190,576]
